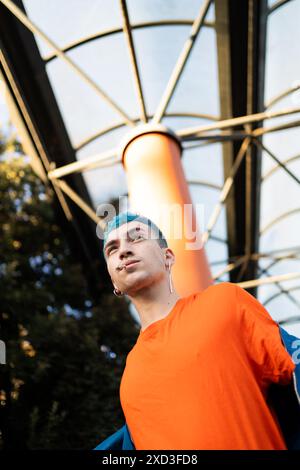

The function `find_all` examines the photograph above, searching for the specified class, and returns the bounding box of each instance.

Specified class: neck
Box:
[128,282,181,332]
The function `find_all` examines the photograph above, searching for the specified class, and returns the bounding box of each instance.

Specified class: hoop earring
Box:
[113,288,124,297]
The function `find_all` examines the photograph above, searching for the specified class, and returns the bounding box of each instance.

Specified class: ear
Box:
[164,248,175,266]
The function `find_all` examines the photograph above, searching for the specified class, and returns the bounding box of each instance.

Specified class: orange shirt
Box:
[119,282,295,450]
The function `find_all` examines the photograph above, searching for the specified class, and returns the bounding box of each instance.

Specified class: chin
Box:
[125,279,147,295]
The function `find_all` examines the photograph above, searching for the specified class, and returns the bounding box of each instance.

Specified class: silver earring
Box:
[168,263,173,294]
[113,288,124,297]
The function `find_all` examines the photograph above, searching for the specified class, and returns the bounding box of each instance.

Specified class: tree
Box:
[0,129,138,449]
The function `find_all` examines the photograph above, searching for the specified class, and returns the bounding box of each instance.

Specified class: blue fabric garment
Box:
[272,326,300,449]
[94,423,135,450]
[93,326,300,450]
[278,326,300,401]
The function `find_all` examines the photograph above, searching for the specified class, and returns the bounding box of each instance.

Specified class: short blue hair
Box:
[103,211,168,257]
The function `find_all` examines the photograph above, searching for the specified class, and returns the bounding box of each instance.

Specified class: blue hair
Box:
[103,211,168,257]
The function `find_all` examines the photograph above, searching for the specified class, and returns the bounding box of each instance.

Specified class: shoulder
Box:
[198,281,259,305]
[198,282,269,313]
[192,281,239,316]
[194,281,238,300]
[204,283,277,328]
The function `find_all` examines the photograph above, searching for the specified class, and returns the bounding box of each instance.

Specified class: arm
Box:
[235,284,295,386]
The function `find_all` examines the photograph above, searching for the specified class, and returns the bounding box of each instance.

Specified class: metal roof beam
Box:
[215,0,268,295]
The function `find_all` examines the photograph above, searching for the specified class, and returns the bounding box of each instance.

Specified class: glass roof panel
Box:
[264,0,300,104]
[258,0,300,335]
[168,27,220,117]
[45,35,140,147]
[127,0,209,23]
[132,25,197,117]
[23,0,123,58]
[183,143,224,187]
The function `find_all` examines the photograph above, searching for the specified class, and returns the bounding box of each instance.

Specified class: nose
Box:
[118,239,133,260]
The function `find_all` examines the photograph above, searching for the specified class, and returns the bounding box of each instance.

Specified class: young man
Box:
[100,211,297,450]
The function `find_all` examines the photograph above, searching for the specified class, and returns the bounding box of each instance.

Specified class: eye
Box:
[107,246,116,255]
[129,228,143,241]
[134,234,143,240]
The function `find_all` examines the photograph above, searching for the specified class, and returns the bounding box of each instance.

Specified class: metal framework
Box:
[0,0,299,320]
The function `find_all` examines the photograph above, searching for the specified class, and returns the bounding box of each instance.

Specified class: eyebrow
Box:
[104,226,144,255]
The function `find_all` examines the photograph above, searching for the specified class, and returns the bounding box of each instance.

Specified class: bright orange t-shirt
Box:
[119,282,295,450]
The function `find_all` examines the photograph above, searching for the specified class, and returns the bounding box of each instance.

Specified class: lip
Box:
[124,260,140,269]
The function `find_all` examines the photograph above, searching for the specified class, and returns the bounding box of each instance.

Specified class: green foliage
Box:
[0,132,139,449]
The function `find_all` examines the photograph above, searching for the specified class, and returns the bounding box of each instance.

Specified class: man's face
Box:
[104,221,172,296]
